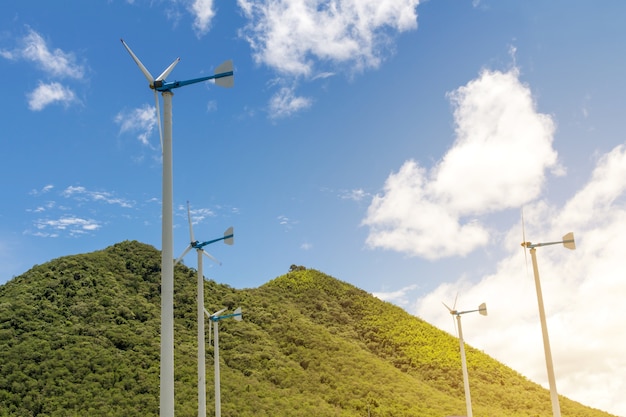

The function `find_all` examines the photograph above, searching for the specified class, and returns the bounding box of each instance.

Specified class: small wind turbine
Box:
[443,299,488,417]
[121,39,233,417]
[205,307,243,417]
[521,228,576,417]
[175,201,234,417]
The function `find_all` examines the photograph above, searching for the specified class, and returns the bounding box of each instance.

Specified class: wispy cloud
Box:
[268,85,312,119]
[189,0,216,37]
[339,188,370,201]
[29,184,54,196]
[61,186,134,208]
[277,214,299,230]
[373,284,419,307]
[363,67,561,259]
[181,204,216,225]
[114,104,158,148]
[30,216,101,237]
[26,185,135,238]
[27,81,77,111]
[2,27,85,79]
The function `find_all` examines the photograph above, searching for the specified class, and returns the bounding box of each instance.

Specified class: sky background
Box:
[1,1,625,415]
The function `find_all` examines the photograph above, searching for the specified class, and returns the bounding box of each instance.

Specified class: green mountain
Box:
[0,241,616,417]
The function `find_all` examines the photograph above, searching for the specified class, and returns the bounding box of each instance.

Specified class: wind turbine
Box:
[175,201,234,417]
[521,230,576,417]
[443,299,488,417]
[205,307,243,417]
[121,39,234,417]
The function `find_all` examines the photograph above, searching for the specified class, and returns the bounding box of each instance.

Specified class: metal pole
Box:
[457,315,473,417]
[529,247,561,417]
[197,250,206,417]
[161,90,175,417]
[214,320,221,417]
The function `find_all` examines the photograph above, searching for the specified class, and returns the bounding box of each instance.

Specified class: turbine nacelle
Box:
[121,39,233,152]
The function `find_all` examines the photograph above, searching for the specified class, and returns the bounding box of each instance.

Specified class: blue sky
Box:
[2,1,626,415]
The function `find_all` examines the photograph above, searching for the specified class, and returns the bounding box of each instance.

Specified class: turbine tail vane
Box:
[214,60,234,88]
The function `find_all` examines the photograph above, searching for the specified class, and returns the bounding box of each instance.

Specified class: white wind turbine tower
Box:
[443,298,488,417]
[205,307,243,417]
[175,201,233,417]
[521,216,576,417]
[121,39,234,417]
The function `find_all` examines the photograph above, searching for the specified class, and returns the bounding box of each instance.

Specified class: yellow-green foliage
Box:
[0,242,617,417]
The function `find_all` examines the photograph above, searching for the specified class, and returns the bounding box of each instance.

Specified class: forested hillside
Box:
[0,241,616,416]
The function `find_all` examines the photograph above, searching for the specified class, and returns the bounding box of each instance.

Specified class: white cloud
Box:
[115,104,158,147]
[340,188,369,201]
[61,186,134,208]
[1,27,84,78]
[27,82,77,111]
[189,0,216,36]
[363,67,561,259]
[238,0,420,77]
[373,284,419,307]
[22,29,84,78]
[29,184,54,196]
[31,216,101,237]
[268,86,312,119]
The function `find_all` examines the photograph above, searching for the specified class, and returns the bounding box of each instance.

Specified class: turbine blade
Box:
[211,307,227,318]
[202,250,221,266]
[442,301,453,313]
[203,307,211,319]
[186,201,195,243]
[207,312,212,344]
[156,57,181,82]
[453,293,458,310]
[521,208,529,275]
[175,245,192,264]
[154,90,163,152]
[120,39,154,83]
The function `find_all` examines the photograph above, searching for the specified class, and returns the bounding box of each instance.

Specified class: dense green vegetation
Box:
[0,241,616,416]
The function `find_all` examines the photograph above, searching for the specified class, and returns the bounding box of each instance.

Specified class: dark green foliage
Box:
[0,242,617,416]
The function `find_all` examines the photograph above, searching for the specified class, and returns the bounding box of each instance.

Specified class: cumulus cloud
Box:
[415,144,626,415]
[27,82,77,111]
[238,0,419,77]
[363,67,561,259]
[115,104,158,147]
[237,0,419,117]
